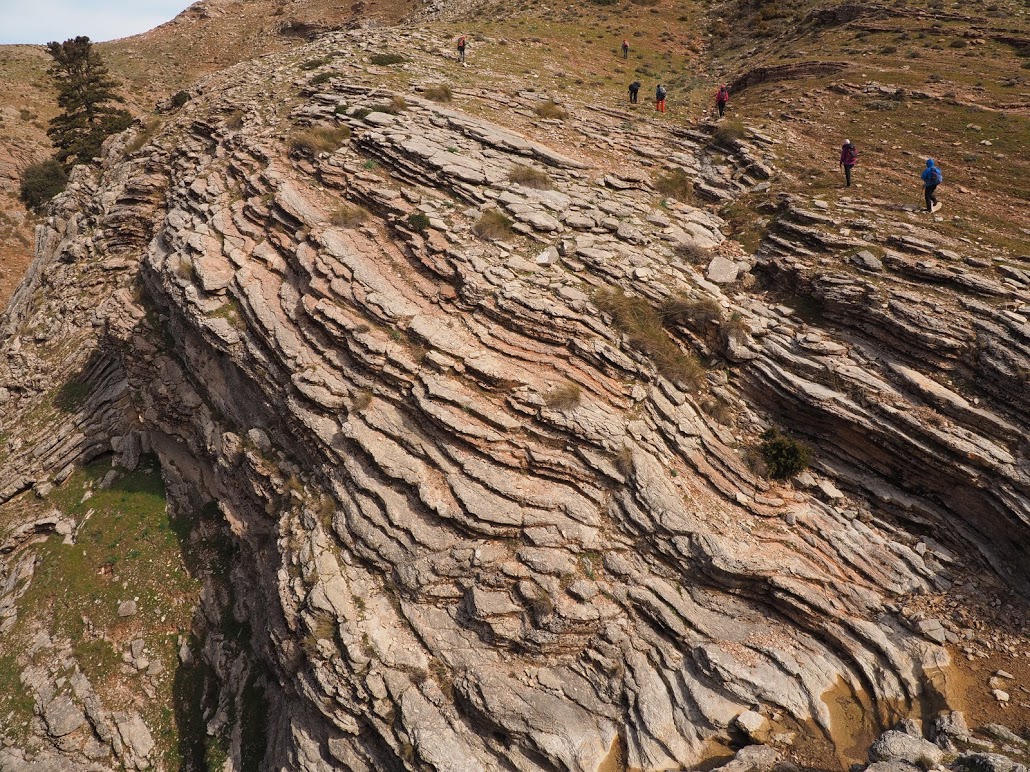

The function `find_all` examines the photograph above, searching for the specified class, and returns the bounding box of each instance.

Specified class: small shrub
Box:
[352,390,373,412]
[309,72,332,86]
[867,99,900,111]
[124,118,162,156]
[614,447,635,477]
[879,45,898,54]
[720,312,750,339]
[544,382,582,410]
[757,428,812,480]
[523,585,554,620]
[535,100,568,120]
[424,84,452,102]
[713,118,746,145]
[508,164,552,190]
[368,95,407,114]
[170,90,191,108]
[949,38,967,48]
[370,53,405,66]
[289,125,350,155]
[472,209,513,240]
[300,56,330,70]
[654,168,694,202]
[225,109,245,129]
[407,212,431,232]
[331,204,369,228]
[19,160,68,210]
[352,108,372,119]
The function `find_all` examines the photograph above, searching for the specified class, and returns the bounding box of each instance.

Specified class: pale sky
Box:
[0,0,194,44]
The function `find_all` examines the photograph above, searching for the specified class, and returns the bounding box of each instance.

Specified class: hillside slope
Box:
[0,10,1028,771]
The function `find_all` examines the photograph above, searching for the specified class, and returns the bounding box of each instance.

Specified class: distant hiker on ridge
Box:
[628,80,641,104]
[839,139,857,187]
[456,34,467,64]
[921,158,943,213]
[622,39,630,59]
[655,83,667,113]
[716,84,729,117]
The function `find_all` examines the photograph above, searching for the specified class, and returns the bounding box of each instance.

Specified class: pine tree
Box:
[45,36,133,168]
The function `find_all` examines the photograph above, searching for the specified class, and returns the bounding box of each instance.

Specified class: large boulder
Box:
[869,730,944,767]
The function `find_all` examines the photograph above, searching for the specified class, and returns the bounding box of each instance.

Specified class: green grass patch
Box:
[370,53,406,66]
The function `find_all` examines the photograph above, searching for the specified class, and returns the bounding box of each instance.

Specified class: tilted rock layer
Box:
[0,25,1027,772]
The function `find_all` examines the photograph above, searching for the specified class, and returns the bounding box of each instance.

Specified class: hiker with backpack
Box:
[921,158,943,213]
[457,35,467,63]
[628,81,641,104]
[839,139,857,187]
[655,83,667,113]
[622,39,630,59]
[715,85,729,117]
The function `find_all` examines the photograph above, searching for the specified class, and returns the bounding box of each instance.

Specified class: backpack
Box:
[717,88,728,103]
[457,36,466,49]
[930,166,943,184]
[657,86,667,100]
[842,145,856,165]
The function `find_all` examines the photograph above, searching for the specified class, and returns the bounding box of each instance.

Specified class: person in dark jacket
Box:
[715,85,729,117]
[622,39,630,59]
[456,35,467,63]
[839,139,857,187]
[655,83,667,113]
[921,158,943,212]
[628,81,641,104]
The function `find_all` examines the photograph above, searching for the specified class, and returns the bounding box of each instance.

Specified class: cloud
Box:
[0,0,193,45]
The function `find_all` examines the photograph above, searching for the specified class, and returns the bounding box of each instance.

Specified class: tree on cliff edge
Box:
[45,36,132,168]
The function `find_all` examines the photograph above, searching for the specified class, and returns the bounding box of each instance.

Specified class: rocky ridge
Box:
[0,23,1027,772]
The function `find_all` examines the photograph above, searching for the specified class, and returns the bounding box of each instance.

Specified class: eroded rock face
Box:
[0,26,1027,772]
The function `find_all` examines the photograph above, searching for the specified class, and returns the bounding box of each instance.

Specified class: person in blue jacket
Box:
[921,158,943,213]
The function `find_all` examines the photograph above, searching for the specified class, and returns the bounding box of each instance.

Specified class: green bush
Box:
[655,168,695,202]
[407,213,431,232]
[370,53,405,66]
[309,72,332,86]
[757,428,812,480]
[20,159,68,210]
[170,90,191,109]
[300,56,330,70]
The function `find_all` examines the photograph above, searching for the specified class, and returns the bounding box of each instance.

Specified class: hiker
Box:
[628,80,641,104]
[839,139,857,187]
[655,83,667,113]
[622,39,630,59]
[921,158,943,213]
[456,34,467,63]
[716,84,729,117]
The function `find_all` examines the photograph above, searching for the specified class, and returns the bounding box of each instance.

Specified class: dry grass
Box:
[661,294,723,330]
[544,382,582,410]
[423,84,452,102]
[352,390,373,412]
[614,447,635,477]
[535,100,568,120]
[674,241,714,265]
[331,204,369,228]
[289,125,350,155]
[712,118,747,145]
[654,168,695,202]
[472,209,514,241]
[508,164,553,190]
[594,288,706,390]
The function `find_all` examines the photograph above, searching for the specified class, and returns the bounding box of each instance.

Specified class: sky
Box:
[0,0,193,45]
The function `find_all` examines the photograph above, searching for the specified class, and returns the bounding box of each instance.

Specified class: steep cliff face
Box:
[0,24,1027,772]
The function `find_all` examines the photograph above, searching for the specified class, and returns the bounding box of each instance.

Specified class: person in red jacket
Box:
[715,85,729,117]
[622,39,629,59]
[839,139,857,187]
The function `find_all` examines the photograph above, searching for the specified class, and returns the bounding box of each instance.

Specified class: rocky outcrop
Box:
[0,24,1027,772]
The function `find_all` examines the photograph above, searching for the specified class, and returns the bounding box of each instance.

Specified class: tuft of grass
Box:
[535,100,568,120]
[300,56,330,70]
[508,164,553,190]
[594,288,706,389]
[352,390,373,412]
[614,447,635,477]
[757,428,812,480]
[370,53,406,66]
[544,382,582,410]
[713,118,746,145]
[472,209,514,241]
[225,109,245,130]
[660,294,723,330]
[309,72,332,86]
[654,168,695,202]
[331,203,369,228]
[424,84,453,103]
[125,118,163,156]
[289,125,350,155]
[674,241,713,265]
